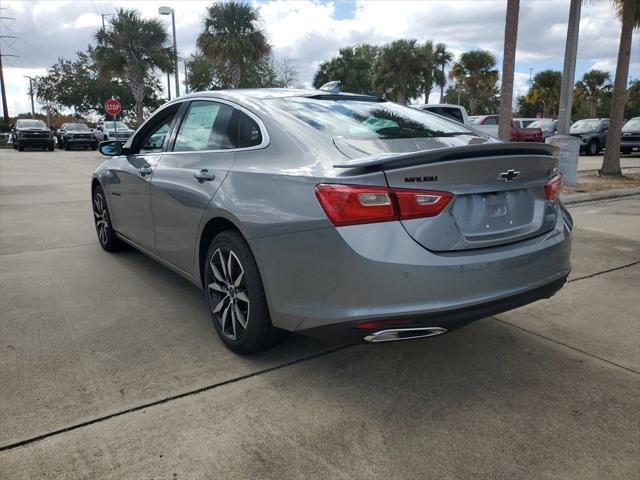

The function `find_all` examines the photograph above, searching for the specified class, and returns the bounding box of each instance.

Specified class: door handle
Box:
[194,169,216,182]
[138,165,153,176]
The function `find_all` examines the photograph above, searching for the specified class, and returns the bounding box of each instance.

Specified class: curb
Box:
[563,187,640,205]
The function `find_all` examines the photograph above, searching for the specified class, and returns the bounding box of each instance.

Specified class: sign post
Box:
[104,98,122,142]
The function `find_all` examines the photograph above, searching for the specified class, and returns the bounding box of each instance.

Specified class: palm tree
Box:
[372,40,423,104]
[94,9,173,124]
[575,69,612,117]
[601,0,640,176]
[434,43,453,103]
[528,70,562,118]
[449,50,499,115]
[420,41,436,103]
[197,1,271,89]
[498,0,520,142]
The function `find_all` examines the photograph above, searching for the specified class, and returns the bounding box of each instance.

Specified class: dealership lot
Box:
[1,149,639,479]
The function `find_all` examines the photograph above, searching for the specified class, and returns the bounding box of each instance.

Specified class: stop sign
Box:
[104,98,122,118]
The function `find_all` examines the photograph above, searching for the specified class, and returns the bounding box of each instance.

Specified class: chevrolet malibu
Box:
[92,89,572,354]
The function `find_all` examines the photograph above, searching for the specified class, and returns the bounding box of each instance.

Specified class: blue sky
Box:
[1,0,638,116]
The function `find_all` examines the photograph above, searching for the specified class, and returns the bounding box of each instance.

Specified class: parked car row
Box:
[8,119,134,151]
[468,114,544,142]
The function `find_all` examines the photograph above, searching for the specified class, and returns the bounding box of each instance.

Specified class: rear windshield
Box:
[18,120,47,128]
[66,123,90,130]
[570,120,601,132]
[270,97,476,139]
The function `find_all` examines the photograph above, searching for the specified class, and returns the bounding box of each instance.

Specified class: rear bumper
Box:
[250,203,572,333]
[299,272,568,342]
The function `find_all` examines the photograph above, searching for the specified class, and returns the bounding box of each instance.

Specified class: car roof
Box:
[172,88,383,104]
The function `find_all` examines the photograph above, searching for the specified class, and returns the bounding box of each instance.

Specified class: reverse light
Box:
[544,173,563,201]
[315,184,453,227]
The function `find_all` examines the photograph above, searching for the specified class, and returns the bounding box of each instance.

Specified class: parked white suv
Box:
[412,104,469,125]
[94,120,134,143]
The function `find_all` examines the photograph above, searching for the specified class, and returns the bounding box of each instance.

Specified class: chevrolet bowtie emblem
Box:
[498,169,520,182]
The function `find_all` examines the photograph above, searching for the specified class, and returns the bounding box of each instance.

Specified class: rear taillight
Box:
[544,173,562,200]
[315,184,453,227]
[394,189,454,220]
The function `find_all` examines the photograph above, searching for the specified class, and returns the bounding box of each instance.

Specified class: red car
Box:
[469,115,544,142]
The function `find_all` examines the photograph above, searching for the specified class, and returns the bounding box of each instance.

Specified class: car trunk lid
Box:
[334,141,559,251]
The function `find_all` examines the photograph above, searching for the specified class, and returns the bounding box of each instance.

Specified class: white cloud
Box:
[1,0,637,116]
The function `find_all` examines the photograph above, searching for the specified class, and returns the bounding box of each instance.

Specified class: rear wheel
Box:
[92,186,125,252]
[205,231,283,354]
[621,147,632,155]
[587,139,599,156]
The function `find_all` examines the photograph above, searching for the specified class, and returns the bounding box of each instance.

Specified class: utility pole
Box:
[24,75,35,117]
[528,67,533,92]
[557,0,581,135]
[182,59,189,94]
[0,11,17,123]
[548,0,581,187]
[166,71,171,100]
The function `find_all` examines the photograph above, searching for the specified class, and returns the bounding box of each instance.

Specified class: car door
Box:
[107,104,180,249]
[150,100,240,274]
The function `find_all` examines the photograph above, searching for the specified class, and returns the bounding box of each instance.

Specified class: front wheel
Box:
[18,142,24,151]
[92,186,125,252]
[205,231,284,354]
[621,147,632,155]
[587,140,599,156]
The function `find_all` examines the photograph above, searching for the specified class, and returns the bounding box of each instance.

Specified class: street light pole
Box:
[24,75,35,118]
[159,6,180,97]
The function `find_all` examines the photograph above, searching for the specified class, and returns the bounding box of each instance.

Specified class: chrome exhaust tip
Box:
[363,326,448,343]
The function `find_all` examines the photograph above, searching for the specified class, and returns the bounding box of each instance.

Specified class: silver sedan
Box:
[92,89,572,353]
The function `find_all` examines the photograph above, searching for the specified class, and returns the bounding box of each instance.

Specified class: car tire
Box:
[587,140,599,156]
[18,142,24,151]
[205,230,284,354]
[64,142,70,151]
[92,186,125,252]
[48,144,54,151]
[91,143,98,150]
[621,148,631,155]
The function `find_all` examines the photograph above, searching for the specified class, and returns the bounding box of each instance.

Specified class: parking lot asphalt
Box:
[1,148,639,479]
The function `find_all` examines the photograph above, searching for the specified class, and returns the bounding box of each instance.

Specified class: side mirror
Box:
[98,140,122,157]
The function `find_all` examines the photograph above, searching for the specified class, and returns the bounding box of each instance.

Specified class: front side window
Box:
[270,97,475,140]
[483,116,498,125]
[173,101,235,152]
[139,117,175,154]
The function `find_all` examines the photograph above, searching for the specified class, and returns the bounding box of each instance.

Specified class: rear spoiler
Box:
[333,142,558,170]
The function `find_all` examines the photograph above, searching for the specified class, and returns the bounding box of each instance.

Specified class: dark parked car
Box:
[10,119,55,151]
[528,119,558,140]
[57,122,97,150]
[570,118,609,155]
[620,117,640,154]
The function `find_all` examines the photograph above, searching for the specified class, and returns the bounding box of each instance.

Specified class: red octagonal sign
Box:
[104,98,122,117]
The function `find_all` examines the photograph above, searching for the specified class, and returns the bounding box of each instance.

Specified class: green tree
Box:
[528,69,562,118]
[312,44,378,94]
[34,47,163,122]
[625,79,640,118]
[94,9,173,123]
[575,69,612,117]
[602,0,640,175]
[185,52,297,92]
[434,43,454,103]
[372,39,423,104]
[443,84,499,115]
[449,50,499,115]
[419,41,436,102]
[197,1,270,89]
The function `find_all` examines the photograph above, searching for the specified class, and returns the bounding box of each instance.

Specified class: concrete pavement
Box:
[1,148,639,479]
[578,152,640,171]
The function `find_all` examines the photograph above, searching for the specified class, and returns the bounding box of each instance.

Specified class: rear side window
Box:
[425,107,463,124]
[483,116,498,125]
[237,112,262,148]
[174,101,235,152]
